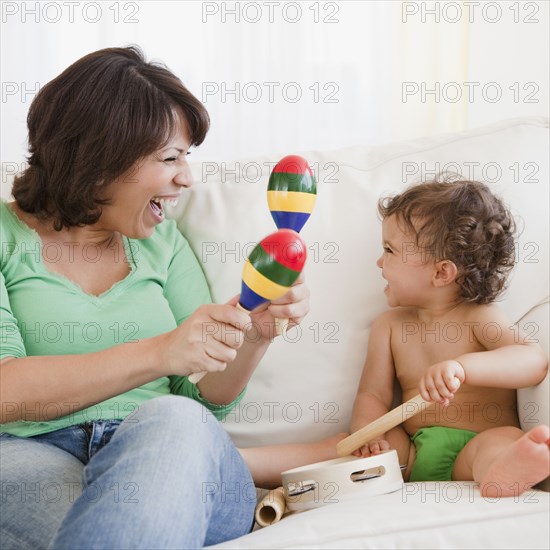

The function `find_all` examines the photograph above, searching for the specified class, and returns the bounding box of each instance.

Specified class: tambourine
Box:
[255,451,403,526]
[255,393,441,526]
[281,449,403,513]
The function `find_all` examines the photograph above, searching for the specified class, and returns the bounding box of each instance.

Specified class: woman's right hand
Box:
[159,303,252,377]
[352,438,391,457]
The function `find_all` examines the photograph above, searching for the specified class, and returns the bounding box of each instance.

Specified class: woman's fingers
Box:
[267,274,310,326]
[166,304,253,377]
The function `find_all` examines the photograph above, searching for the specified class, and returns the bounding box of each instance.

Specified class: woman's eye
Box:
[164,157,177,163]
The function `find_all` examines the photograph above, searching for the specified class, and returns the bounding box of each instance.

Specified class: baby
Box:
[350,179,549,497]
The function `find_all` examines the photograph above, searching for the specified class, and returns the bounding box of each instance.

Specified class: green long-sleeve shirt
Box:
[0,201,244,437]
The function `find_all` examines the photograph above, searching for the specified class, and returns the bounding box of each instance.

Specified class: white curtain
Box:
[1,0,548,168]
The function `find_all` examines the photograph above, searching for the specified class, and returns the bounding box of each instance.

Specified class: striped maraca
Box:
[240,228,307,312]
[267,154,317,233]
[267,155,316,332]
[188,229,307,384]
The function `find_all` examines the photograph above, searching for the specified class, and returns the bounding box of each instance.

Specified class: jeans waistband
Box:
[28,420,122,464]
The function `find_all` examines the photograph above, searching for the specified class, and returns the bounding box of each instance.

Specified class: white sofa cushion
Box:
[172,116,549,449]
[211,483,549,549]
[2,117,547,549]
[172,117,549,549]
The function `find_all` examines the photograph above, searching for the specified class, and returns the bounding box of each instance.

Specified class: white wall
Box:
[1,0,548,177]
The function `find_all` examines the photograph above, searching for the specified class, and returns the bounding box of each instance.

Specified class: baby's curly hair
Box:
[378,179,516,304]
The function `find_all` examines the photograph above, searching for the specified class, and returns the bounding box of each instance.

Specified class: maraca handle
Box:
[274,317,289,336]
[188,302,249,384]
[187,371,205,384]
[336,394,432,457]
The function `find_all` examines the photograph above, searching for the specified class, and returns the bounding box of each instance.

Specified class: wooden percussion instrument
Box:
[189,229,307,384]
[281,449,403,513]
[336,393,432,457]
[255,393,436,525]
[267,154,316,333]
[255,450,403,525]
[267,154,317,234]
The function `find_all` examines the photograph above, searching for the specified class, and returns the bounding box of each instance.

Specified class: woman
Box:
[0,46,309,549]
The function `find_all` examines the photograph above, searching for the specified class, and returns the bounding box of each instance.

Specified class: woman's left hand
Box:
[247,273,310,341]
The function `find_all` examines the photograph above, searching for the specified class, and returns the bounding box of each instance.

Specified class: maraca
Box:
[188,228,307,384]
[267,154,317,332]
[267,154,317,233]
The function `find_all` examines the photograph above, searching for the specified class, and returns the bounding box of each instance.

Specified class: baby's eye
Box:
[383,246,393,254]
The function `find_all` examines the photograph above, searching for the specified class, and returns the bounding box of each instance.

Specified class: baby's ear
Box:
[432,260,458,286]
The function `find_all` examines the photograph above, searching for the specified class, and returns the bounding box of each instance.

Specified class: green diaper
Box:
[409,426,478,482]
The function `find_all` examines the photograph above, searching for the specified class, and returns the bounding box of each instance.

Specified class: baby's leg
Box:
[239,433,347,488]
[386,426,415,481]
[453,425,550,497]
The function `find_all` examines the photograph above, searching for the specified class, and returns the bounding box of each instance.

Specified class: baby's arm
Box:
[350,312,398,456]
[459,305,547,386]
[419,305,548,404]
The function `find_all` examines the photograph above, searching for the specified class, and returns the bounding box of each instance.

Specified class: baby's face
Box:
[376,215,437,308]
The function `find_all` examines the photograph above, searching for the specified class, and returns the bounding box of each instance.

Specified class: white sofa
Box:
[1,118,548,549]
[172,117,549,549]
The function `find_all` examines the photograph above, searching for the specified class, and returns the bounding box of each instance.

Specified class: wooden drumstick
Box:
[336,394,432,457]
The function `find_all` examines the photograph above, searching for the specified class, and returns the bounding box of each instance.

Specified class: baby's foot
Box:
[480,425,550,498]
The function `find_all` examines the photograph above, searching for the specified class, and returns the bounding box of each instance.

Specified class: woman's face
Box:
[100,122,193,239]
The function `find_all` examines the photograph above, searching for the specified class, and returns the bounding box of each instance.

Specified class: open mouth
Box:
[149,196,180,221]
[149,198,164,219]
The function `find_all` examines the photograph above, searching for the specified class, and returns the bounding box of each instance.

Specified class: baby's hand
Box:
[419,359,465,406]
[352,438,390,457]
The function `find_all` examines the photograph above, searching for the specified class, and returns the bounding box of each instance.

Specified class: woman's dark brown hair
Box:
[378,180,516,304]
[13,46,210,230]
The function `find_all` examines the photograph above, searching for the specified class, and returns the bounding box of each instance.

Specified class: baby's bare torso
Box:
[389,306,519,435]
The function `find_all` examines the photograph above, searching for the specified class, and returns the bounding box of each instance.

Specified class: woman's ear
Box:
[432,260,458,287]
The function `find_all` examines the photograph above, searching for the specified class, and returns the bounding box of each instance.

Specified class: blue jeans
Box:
[0,396,256,549]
